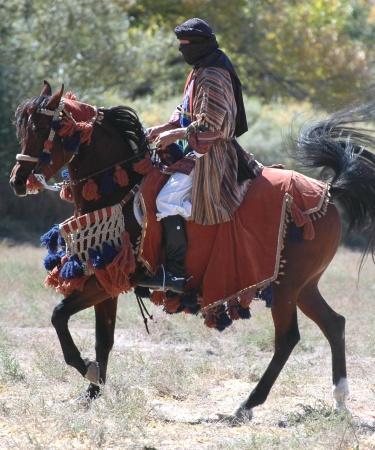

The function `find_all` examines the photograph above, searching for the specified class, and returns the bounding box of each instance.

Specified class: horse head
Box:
[10,81,68,196]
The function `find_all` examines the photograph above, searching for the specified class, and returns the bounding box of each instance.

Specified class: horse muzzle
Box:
[9,175,27,197]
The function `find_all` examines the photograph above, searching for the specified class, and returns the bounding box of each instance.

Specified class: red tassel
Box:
[238,287,256,308]
[290,203,307,227]
[150,290,166,306]
[60,184,74,202]
[227,299,241,320]
[204,309,216,328]
[164,295,182,313]
[44,140,53,150]
[59,116,76,137]
[302,217,315,240]
[88,232,136,297]
[82,179,100,201]
[133,153,153,175]
[26,173,45,191]
[77,122,94,144]
[114,164,129,187]
[65,92,77,100]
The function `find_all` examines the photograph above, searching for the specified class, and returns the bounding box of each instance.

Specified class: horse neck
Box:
[67,122,143,216]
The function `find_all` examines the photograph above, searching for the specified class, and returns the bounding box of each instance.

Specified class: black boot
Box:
[138,215,188,294]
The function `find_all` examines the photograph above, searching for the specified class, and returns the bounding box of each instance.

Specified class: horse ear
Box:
[45,84,65,111]
[41,80,52,97]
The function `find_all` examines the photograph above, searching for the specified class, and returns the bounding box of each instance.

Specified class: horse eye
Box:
[35,130,49,140]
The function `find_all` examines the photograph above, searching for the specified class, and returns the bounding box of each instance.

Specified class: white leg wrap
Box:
[332,377,349,411]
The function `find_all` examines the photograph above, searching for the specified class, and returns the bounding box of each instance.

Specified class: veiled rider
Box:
[138,18,262,293]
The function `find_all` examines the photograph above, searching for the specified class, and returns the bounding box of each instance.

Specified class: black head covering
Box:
[174,18,248,137]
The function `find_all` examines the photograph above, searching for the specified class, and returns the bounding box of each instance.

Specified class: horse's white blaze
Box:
[332,377,349,410]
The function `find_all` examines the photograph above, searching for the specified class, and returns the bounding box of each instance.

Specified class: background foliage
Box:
[1,0,375,239]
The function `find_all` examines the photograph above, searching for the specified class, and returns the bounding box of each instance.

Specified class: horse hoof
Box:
[84,359,100,386]
[73,392,93,408]
[217,406,253,425]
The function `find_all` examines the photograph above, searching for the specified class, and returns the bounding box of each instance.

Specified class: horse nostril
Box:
[10,176,25,189]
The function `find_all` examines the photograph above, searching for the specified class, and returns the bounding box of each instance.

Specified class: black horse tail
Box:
[287,99,375,261]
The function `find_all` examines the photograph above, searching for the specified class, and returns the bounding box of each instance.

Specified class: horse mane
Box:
[14,96,48,142]
[99,105,150,157]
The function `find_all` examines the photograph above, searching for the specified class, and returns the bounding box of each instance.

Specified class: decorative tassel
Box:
[133,153,153,174]
[77,122,94,144]
[102,242,119,264]
[41,225,60,253]
[134,285,151,299]
[82,179,100,201]
[60,183,74,202]
[113,164,129,187]
[290,203,307,227]
[238,287,256,308]
[60,254,85,279]
[258,284,274,308]
[290,222,303,244]
[63,131,81,153]
[227,298,241,320]
[56,276,90,297]
[204,309,216,328]
[44,267,60,289]
[163,294,182,313]
[60,116,76,136]
[65,91,77,100]
[302,217,315,240]
[61,169,70,181]
[88,248,106,270]
[51,119,61,132]
[214,305,232,332]
[43,249,65,271]
[38,151,52,166]
[238,304,251,319]
[99,172,118,195]
[150,290,166,306]
[179,290,200,315]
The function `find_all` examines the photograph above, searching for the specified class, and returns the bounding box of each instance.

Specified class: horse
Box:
[9,81,375,420]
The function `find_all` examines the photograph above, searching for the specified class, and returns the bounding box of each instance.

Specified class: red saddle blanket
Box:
[137,166,329,313]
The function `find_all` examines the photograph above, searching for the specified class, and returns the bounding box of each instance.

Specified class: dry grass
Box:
[0,241,374,449]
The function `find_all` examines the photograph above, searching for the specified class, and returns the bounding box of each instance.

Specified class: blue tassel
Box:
[166,143,184,164]
[39,151,52,166]
[41,225,60,253]
[180,290,200,315]
[43,249,65,271]
[63,131,81,153]
[102,242,119,264]
[60,254,84,279]
[238,305,251,319]
[134,286,151,299]
[258,284,274,308]
[51,119,61,131]
[290,222,303,244]
[58,234,65,247]
[88,248,106,270]
[215,305,233,332]
[61,169,70,181]
[99,172,118,195]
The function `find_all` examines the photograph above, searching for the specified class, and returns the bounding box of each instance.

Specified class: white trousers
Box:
[156,169,195,221]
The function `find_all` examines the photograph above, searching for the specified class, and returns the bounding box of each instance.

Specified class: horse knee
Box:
[51,302,69,329]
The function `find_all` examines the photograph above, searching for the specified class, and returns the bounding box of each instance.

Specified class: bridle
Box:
[16,97,151,193]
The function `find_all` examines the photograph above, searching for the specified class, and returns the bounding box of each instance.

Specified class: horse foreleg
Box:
[51,277,111,383]
[297,284,348,411]
[94,297,118,384]
[233,292,300,419]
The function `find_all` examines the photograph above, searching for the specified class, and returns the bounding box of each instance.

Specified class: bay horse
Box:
[9,81,375,420]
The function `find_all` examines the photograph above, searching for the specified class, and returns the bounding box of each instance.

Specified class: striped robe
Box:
[170,66,261,225]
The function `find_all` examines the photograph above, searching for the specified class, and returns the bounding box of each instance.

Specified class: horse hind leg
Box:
[297,282,348,412]
[229,287,301,421]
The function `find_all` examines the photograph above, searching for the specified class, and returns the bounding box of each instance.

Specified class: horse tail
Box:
[288,98,375,261]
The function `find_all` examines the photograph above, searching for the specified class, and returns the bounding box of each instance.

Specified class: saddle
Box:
[137,166,330,319]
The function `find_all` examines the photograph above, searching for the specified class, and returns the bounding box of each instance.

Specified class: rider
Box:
[138,18,262,294]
